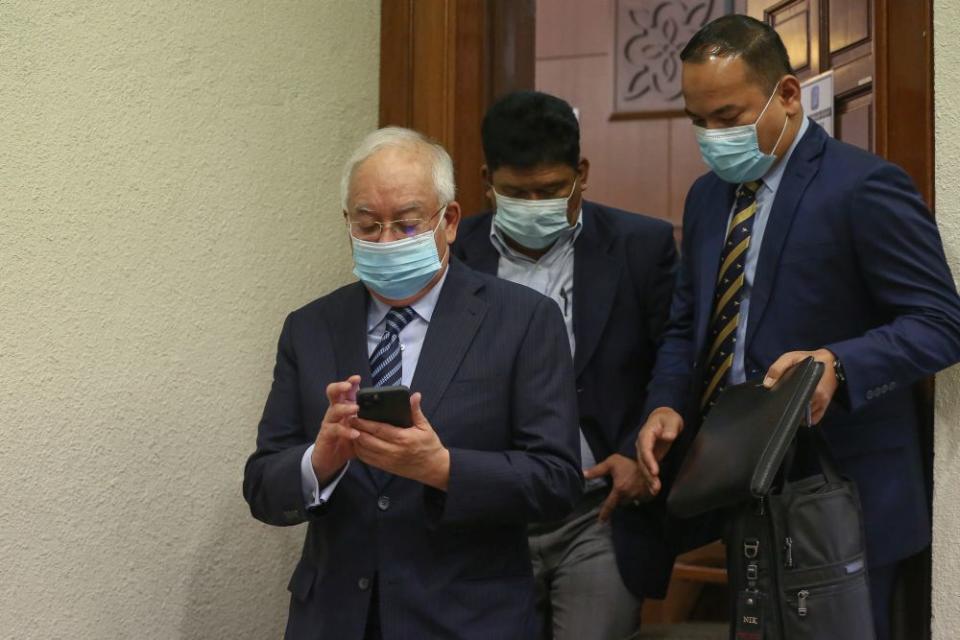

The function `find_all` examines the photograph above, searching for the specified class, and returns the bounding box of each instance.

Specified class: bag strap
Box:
[780,412,844,491]
[804,426,844,484]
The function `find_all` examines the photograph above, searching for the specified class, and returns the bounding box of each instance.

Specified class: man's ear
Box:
[442,201,462,245]
[480,164,493,204]
[780,75,803,117]
[577,158,590,193]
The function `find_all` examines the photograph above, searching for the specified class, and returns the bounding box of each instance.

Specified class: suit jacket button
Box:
[377,496,391,511]
[866,390,875,400]
[358,577,371,591]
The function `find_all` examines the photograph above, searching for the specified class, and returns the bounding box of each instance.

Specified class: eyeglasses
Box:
[345,204,447,241]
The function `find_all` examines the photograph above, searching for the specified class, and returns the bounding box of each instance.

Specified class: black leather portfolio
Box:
[667,357,824,519]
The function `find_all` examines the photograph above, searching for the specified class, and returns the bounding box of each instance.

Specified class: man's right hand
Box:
[311,375,363,485]
[635,407,685,497]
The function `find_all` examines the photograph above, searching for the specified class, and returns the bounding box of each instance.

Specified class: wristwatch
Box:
[832,355,847,387]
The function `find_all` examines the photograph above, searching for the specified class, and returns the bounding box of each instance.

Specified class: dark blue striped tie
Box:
[701,180,762,414]
[370,306,417,388]
[366,306,416,487]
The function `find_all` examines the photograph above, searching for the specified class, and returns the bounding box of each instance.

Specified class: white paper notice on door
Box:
[801,70,835,137]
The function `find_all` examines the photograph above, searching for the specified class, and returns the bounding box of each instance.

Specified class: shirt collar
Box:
[367,263,449,332]
[489,207,584,263]
[758,115,810,195]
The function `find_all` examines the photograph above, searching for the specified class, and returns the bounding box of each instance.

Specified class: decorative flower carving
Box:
[617,0,722,111]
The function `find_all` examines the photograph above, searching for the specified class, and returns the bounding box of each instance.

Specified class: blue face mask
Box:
[492,178,578,250]
[350,210,446,300]
[693,83,788,184]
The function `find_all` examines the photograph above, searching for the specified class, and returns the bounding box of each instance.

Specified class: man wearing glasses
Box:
[243,127,582,639]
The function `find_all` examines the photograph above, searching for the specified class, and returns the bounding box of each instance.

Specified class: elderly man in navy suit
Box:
[636,15,960,640]
[454,91,678,639]
[244,126,582,639]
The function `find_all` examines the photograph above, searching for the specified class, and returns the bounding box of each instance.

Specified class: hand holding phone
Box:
[352,389,451,490]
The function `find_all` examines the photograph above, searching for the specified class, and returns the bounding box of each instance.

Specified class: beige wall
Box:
[933,1,960,637]
[0,2,379,638]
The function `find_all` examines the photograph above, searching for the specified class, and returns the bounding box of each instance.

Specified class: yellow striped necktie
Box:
[701,180,762,413]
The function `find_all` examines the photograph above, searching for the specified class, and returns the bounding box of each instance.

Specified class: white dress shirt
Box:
[490,210,604,490]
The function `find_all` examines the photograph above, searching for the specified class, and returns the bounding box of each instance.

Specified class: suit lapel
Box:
[325,282,374,386]
[694,181,738,354]
[410,260,487,418]
[744,123,826,352]
[573,204,621,377]
[373,261,487,491]
[323,282,380,490]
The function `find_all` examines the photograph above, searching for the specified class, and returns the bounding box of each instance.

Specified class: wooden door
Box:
[746,0,875,151]
[746,0,933,205]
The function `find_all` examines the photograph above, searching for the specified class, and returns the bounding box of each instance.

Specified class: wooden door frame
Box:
[378,0,535,216]
[875,3,935,637]
[875,0,935,207]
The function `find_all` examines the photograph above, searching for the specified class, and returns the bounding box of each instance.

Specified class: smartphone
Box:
[356,386,412,427]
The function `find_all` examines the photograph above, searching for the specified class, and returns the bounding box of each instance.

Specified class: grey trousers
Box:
[529,491,641,640]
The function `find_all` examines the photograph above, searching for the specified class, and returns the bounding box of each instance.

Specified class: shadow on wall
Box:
[179,495,302,639]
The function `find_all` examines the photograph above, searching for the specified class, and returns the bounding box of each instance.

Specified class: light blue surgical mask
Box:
[493,178,578,250]
[350,209,446,300]
[694,83,788,184]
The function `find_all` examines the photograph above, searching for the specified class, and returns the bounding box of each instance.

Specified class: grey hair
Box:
[340,126,456,211]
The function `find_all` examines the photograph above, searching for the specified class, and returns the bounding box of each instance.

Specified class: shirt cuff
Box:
[300,444,349,508]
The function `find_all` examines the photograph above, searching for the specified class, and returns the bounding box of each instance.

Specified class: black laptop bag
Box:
[726,428,875,640]
[667,358,876,639]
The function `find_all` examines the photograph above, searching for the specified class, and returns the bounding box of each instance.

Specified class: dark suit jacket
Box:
[453,201,679,597]
[647,119,960,568]
[243,260,582,640]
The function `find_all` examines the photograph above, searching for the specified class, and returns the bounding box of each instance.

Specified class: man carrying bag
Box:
[635,14,960,639]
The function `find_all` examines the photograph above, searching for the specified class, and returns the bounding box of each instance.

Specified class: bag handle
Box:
[780,409,844,491]
[804,426,844,484]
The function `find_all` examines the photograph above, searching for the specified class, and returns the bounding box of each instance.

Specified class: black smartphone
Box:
[356,386,412,427]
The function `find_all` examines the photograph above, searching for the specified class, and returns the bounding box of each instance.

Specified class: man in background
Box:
[244,126,582,639]
[454,91,678,639]
[636,16,960,640]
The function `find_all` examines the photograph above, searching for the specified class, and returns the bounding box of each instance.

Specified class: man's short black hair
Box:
[680,14,793,92]
[481,91,580,172]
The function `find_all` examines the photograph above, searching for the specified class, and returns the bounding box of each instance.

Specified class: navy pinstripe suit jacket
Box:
[243,259,582,640]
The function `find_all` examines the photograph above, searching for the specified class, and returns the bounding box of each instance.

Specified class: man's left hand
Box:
[763,348,839,424]
[351,392,451,490]
[584,453,648,522]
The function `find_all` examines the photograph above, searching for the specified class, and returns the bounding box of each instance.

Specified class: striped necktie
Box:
[370,306,417,388]
[701,180,762,413]
[366,306,416,487]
